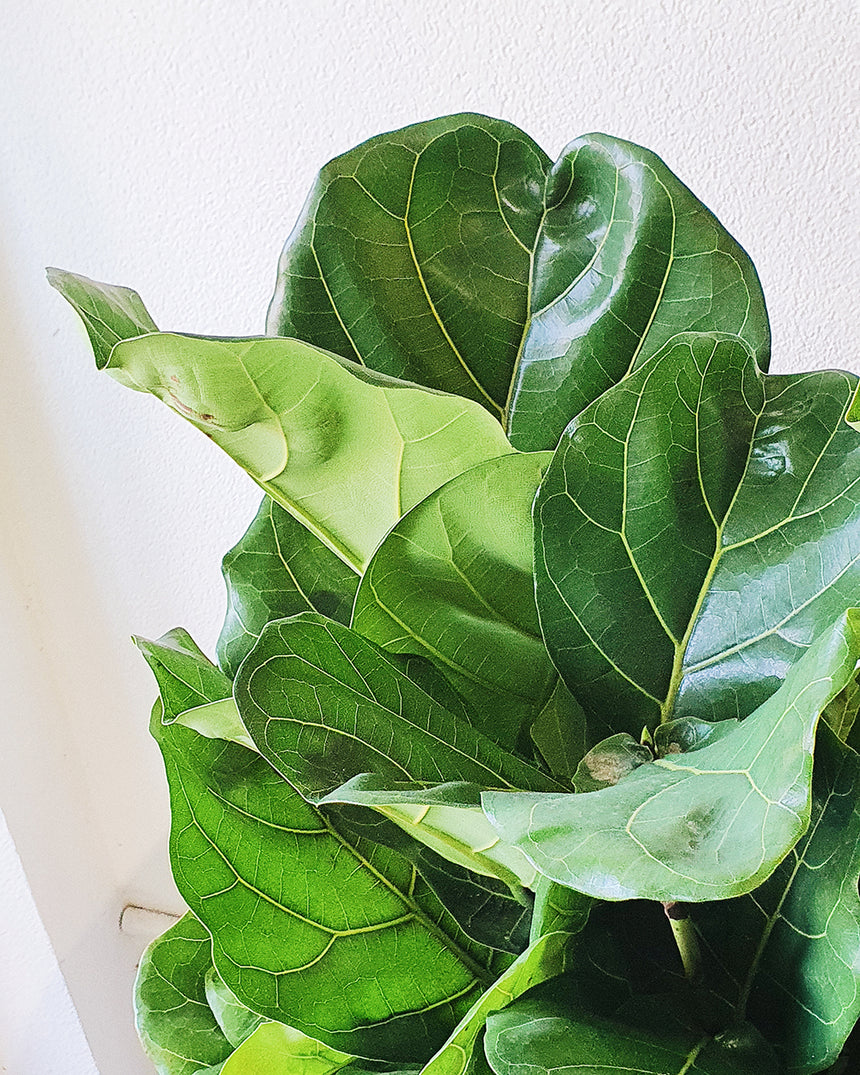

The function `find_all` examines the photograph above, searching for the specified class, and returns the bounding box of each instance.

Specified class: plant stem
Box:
[663,901,703,984]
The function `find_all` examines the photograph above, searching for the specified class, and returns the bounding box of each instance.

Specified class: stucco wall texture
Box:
[1,1,857,1071]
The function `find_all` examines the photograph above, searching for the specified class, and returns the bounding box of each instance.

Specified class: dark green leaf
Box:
[133,911,233,1075]
[529,680,589,781]
[484,980,778,1075]
[692,721,860,1073]
[506,135,770,450]
[484,611,860,902]
[351,452,570,751]
[47,268,158,367]
[218,496,359,678]
[234,612,561,801]
[309,803,532,956]
[266,114,551,422]
[535,332,860,734]
[265,120,768,454]
[135,628,233,718]
[824,670,860,742]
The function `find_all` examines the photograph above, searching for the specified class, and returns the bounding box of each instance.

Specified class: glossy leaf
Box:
[47,267,158,366]
[823,669,860,742]
[420,931,578,1075]
[266,114,551,421]
[134,912,233,1075]
[535,332,860,735]
[484,980,779,1075]
[218,496,358,678]
[152,711,499,1061]
[101,331,514,570]
[484,611,860,902]
[234,612,561,801]
[265,119,768,453]
[506,135,770,451]
[572,734,652,794]
[692,721,860,1073]
[528,679,589,781]
[351,452,562,749]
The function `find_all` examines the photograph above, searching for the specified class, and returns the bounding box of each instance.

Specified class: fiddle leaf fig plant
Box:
[51,113,860,1075]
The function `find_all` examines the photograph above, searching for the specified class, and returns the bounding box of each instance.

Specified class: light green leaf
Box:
[204,969,265,1047]
[266,114,551,423]
[318,802,532,955]
[419,932,578,1075]
[323,779,538,891]
[152,713,499,1062]
[135,628,232,719]
[218,496,359,678]
[484,979,779,1075]
[47,267,158,367]
[692,721,860,1073]
[484,610,860,902]
[535,332,860,735]
[234,613,562,802]
[218,1022,354,1075]
[134,912,233,1075]
[528,877,591,944]
[824,669,860,742]
[351,452,570,751]
[90,330,514,571]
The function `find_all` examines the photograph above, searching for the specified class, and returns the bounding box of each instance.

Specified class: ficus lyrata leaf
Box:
[151,712,502,1062]
[535,332,860,736]
[234,612,562,801]
[266,115,769,451]
[691,720,860,1074]
[218,495,359,678]
[100,331,515,570]
[484,609,860,903]
[351,451,573,751]
[134,912,233,1075]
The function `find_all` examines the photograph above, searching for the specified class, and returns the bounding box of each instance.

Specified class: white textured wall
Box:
[1,1,857,1071]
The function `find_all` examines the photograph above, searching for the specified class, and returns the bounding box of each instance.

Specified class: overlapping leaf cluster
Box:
[52,114,860,1074]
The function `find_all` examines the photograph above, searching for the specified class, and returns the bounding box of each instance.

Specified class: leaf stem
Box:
[663,901,702,984]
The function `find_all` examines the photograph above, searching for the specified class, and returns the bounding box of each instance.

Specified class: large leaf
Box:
[505,135,770,451]
[47,268,158,365]
[351,452,569,749]
[265,119,769,453]
[419,931,578,1075]
[266,114,551,422]
[483,610,860,903]
[151,712,500,1062]
[535,332,860,735]
[484,980,779,1075]
[218,496,359,677]
[134,912,233,1075]
[234,612,561,800]
[71,324,515,570]
[692,721,860,1074]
